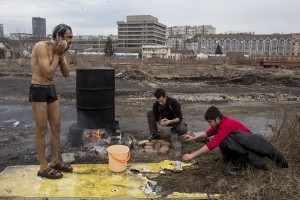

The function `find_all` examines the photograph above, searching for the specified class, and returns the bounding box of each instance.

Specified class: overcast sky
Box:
[1,0,299,36]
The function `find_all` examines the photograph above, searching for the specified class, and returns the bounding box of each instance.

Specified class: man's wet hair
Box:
[52,24,72,40]
[204,106,223,121]
[154,88,166,99]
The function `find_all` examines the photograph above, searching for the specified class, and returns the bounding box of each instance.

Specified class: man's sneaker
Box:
[274,153,289,168]
[148,133,161,141]
[213,155,229,163]
[261,165,269,171]
[213,155,223,162]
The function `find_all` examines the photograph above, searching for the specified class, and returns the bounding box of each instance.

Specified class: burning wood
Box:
[92,129,101,144]
[82,128,110,147]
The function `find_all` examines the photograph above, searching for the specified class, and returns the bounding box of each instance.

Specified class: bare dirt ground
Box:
[0,58,300,199]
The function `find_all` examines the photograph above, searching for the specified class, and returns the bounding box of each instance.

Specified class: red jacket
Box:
[206,116,252,150]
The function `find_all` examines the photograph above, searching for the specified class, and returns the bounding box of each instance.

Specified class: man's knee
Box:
[247,152,267,169]
[179,127,187,135]
[174,122,187,135]
[147,110,154,118]
[50,122,61,133]
[35,124,48,137]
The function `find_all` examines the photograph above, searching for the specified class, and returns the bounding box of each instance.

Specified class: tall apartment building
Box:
[117,15,166,48]
[32,17,46,37]
[166,25,216,38]
[0,24,4,37]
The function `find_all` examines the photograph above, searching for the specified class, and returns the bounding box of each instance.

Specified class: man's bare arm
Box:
[59,56,70,78]
[33,41,66,80]
[33,42,61,80]
[183,131,208,142]
[182,145,210,161]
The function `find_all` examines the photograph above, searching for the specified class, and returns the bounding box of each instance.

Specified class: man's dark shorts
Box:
[29,84,58,103]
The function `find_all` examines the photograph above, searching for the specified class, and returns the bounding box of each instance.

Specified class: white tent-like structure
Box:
[196,53,208,60]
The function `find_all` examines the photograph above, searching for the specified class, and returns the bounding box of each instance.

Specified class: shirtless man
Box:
[29,23,73,179]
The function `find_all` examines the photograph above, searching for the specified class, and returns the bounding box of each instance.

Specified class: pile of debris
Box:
[138,140,171,156]
[115,69,153,81]
[173,92,300,103]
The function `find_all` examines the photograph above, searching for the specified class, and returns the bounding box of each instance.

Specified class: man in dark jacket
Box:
[182,106,288,170]
[147,88,187,140]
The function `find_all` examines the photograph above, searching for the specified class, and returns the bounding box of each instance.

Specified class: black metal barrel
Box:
[76,67,115,130]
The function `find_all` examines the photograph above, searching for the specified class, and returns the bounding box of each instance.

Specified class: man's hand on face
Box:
[54,38,70,56]
[54,40,66,56]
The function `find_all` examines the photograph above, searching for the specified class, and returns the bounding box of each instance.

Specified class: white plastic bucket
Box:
[107,145,130,172]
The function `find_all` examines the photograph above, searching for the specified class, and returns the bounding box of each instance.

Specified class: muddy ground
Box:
[0,61,300,199]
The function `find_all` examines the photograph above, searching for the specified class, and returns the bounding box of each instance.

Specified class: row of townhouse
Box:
[166,25,216,38]
[70,35,118,53]
[185,33,300,56]
[142,45,194,60]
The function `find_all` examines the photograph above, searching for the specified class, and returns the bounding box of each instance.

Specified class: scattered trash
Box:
[145,181,155,195]
[174,160,181,169]
[92,145,108,158]
[13,121,20,127]
[144,187,152,195]
[115,72,123,78]
[121,134,134,149]
[228,171,238,176]
[147,180,162,196]
[145,173,161,179]
[154,186,162,195]
[129,167,164,178]
[148,180,157,187]
[141,140,171,156]
[130,167,140,173]
[138,140,149,147]
[61,153,75,163]
[142,168,151,173]
[110,135,122,145]
[228,184,239,190]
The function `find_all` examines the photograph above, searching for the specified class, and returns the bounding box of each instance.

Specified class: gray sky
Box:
[1,0,299,36]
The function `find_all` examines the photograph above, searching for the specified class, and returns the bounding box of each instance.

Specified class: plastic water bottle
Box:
[171,131,177,148]
[174,160,181,169]
[174,141,181,158]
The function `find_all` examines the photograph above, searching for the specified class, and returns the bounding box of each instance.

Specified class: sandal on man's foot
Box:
[37,167,63,179]
[51,161,73,172]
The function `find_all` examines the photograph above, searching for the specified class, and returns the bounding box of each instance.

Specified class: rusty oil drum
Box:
[76,67,115,130]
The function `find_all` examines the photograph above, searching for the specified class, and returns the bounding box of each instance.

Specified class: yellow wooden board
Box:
[0,160,220,199]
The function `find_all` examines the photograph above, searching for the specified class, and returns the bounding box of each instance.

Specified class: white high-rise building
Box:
[117,15,166,48]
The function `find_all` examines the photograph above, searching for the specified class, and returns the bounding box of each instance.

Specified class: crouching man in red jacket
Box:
[182,106,288,170]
